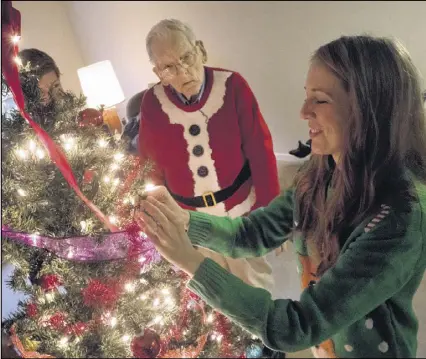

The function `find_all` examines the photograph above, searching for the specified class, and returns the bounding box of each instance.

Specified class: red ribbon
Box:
[1,1,117,232]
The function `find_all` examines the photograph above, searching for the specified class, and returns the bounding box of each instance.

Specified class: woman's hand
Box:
[138,186,190,228]
[134,191,204,277]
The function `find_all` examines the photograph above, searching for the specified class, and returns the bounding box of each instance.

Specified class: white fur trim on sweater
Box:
[154,70,237,215]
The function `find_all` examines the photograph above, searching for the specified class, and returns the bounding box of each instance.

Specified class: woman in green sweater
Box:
[136,35,426,358]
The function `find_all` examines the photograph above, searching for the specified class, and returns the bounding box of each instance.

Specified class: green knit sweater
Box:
[187,183,426,358]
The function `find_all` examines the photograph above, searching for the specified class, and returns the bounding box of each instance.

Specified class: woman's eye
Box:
[315,100,328,104]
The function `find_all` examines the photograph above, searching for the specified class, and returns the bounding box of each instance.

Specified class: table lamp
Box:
[77,60,125,134]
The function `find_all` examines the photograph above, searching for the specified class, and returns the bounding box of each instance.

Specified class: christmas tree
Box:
[1,41,261,359]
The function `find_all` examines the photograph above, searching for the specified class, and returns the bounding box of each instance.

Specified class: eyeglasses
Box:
[158,47,198,78]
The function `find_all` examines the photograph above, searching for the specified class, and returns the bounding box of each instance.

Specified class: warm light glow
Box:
[31,234,38,246]
[16,148,27,159]
[161,288,170,295]
[110,163,119,171]
[67,249,74,259]
[17,189,26,197]
[217,334,223,342]
[145,183,155,192]
[140,294,147,300]
[125,282,135,292]
[80,221,87,231]
[122,335,130,342]
[207,314,214,323]
[113,152,124,161]
[153,298,160,307]
[113,178,120,186]
[110,317,117,328]
[36,149,45,159]
[104,176,111,183]
[11,35,21,44]
[98,138,108,148]
[140,278,148,285]
[109,215,117,224]
[14,56,22,67]
[153,316,162,324]
[138,256,146,263]
[28,140,36,151]
[46,292,55,302]
[59,337,69,347]
[77,60,125,108]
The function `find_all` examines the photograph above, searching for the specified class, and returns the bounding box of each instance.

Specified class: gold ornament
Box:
[22,337,40,351]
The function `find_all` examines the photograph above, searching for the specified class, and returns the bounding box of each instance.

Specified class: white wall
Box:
[65,0,426,154]
[13,1,85,94]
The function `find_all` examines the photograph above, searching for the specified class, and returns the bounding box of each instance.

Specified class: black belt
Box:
[168,161,251,208]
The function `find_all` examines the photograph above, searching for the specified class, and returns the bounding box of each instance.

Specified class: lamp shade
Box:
[77,60,125,108]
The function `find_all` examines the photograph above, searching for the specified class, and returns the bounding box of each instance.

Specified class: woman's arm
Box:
[188,208,423,353]
[187,188,294,258]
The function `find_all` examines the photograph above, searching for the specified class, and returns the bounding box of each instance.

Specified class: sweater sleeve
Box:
[233,72,280,209]
[188,188,294,258]
[187,209,423,353]
[138,92,165,185]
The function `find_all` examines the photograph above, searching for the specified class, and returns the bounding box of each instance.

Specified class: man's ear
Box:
[196,40,208,63]
[153,66,169,86]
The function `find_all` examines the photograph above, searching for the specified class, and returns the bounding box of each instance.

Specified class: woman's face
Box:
[300,62,350,163]
[38,71,63,105]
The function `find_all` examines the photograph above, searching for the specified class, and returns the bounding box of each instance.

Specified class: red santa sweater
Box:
[138,66,280,217]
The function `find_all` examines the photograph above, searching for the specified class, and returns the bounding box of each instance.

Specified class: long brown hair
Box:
[294,35,426,276]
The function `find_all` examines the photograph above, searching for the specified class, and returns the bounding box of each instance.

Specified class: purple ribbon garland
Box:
[1,225,161,269]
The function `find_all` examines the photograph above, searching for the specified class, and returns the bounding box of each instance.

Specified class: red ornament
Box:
[40,274,62,292]
[83,169,95,184]
[47,312,67,331]
[26,303,38,318]
[82,279,120,309]
[77,108,104,128]
[65,322,88,336]
[131,329,162,358]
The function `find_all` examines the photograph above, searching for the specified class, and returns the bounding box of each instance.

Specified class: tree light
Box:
[110,163,119,171]
[14,56,22,67]
[125,282,135,292]
[36,149,45,159]
[67,248,74,259]
[11,35,21,44]
[104,176,110,183]
[16,148,27,160]
[153,298,160,307]
[17,188,27,197]
[80,220,87,231]
[113,152,124,161]
[46,292,55,302]
[145,183,155,192]
[98,138,108,148]
[110,317,117,328]
[207,314,214,323]
[28,140,36,151]
[122,335,130,342]
[58,337,69,348]
[153,316,162,324]
[109,215,117,224]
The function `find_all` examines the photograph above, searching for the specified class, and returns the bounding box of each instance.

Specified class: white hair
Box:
[146,19,197,62]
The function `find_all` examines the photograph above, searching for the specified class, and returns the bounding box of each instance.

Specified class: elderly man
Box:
[138,19,280,298]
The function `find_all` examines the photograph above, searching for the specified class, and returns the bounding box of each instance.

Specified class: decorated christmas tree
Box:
[1,4,262,358]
